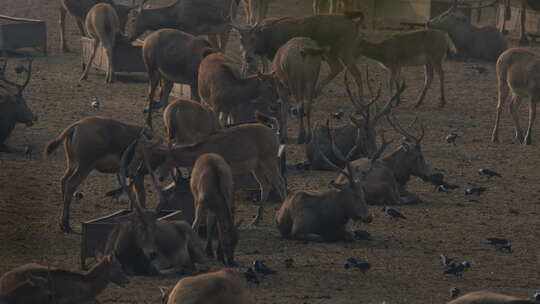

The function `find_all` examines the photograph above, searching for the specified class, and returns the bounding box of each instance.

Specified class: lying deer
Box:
[273,37,326,144]
[355,29,452,108]
[198,52,280,125]
[0,254,129,304]
[491,48,540,145]
[191,153,238,266]
[161,269,250,304]
[275,121,387,242]
[0,58,37,152]
[0,275,51,304]
[80,3,121,83]
[43,116,163,232]
[242,0,271,25]
[449,290,535,304]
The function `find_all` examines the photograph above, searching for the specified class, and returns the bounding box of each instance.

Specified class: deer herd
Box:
[1,0,540,303]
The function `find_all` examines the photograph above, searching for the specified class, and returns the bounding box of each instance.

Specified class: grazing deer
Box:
[272,37,326,144]
[0,58,37,152]
[0,275,51,304]
[161,269,250,304]
[79,3,121,83]
[232,12,366,96]
[356,29,452,108]
[198,52,280,125]
[242,0,271,25]
[42,116,163,232]
[163,99,222,146]
[448,290,535,304]
[276,121,387,242]
[191,153,238,266]
[427,0,506,62]
[0,254,129,304]
[491,48,540,145]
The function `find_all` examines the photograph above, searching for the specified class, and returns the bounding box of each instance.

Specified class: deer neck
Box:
[381,148,412,185]
[358,40,386,63]
[81,259,113,299]
[169,142,211,167]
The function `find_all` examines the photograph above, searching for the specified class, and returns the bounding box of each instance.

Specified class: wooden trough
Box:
[80,37,146,74]
[80,209,186,269]
[0,15,47,55]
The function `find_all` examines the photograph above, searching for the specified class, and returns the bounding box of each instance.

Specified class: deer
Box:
[242,0,272,25]
[198,52,280,126]
[427,0,507,62]
[0,254,129,304]
[161,269,250,304]
[0,58,37,152]
[275,120,389,242]
[231,12,366,96]
[272,37,326,144]
[0,275,51,304]
[355,29,452,108]
[125,0,238,51]
[79,3,121,83]
[491,48,540,145]
[42,116,164,233]
[448,290,536,304]
[191,153,238,267]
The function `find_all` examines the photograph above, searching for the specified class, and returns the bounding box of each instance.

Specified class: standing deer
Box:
[355,29,452,108]
[491,48,540,145]
[191,153,238,266]
[272,37,326,144]
[79,3,121,83]
[242,0,271,25]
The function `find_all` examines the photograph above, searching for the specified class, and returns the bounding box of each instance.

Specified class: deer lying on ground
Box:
[275,121,385,242]
[191,153,238,266]
[79,3,121,83]
[0,254,129,304]
[335,114,443,205]
[0,275,51,304]
[448,290,535,304]
[0,58,37,152]
[125,0,237,50]
[164,99,222,146]
[491,48,540,145]
[161,269,250,304]
[43,116,163,232]
[198,52,280,125]
[272,37,326,144]
[427,0,506,61]
[242,0,271,25]
[356,29,451,108]
[232,12,366,95]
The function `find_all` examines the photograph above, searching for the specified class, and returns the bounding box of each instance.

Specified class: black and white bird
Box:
[465,187,487,195]
[284,257,294,269]
[440,254,455,267]
[478,169,501,178]
[446,133,459,145]
[437,183,460,193]
[91,96,100,109]
[450,287,461,299]
[244,267,260,284]
[534,291,540,301]
[383,206,406,219]
[73,191,84,200]
[332,110,345,120]
[486,238,512,252]
[444,261,471,276]
[253,260,276,275]
[470,65,487,74]
[104,187,124,200]
[23,144,35,159]
[344,257,371,273]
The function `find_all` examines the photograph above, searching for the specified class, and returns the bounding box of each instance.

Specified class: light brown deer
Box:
[356,29,452,108]
[79,3,121,83]
[448,290,535,304]
[491,48,540,145]
[272,37,326,144]
[0,254,129,304]
[242,0,271,24]
[191,153,238,266]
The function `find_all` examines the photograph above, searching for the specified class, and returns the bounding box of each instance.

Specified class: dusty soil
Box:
[0,0,539,303]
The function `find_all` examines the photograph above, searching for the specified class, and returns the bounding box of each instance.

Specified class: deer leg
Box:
[509,94,524,143]
[205,212,216,259]
[298,103,306,144]
[192,204,206,232]
[61,164,94,232]
[524,99,537,145]
[79,40,99,81]
[491,80,510,142]
[264,162,287,202]
[305,99,313,144]
[76,20,86,37]
[59,7,69,52]
[105,47,115,84]
[159,79,174,109]
[218,28,231,51]
[132,176,147,209]
[414,63,434,108]
[277,83,291,144]
[317,54,344,96]
[436,63,446,107]
[190,78,201,102]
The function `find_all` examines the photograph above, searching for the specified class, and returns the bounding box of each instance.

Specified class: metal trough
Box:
[0,15,47,55]
[80,37,146,74]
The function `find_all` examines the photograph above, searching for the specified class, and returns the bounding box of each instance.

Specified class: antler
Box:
[139,132,167,211]
[344,70,381,120]
[372,81,406,124]
[0,57,33,96]
[386,114,425,144]
[363,132,393,174]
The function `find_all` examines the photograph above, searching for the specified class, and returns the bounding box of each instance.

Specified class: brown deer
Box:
[0,58,37,152]
[448,290,535,304]
[161,269,250,304]
[275,121,388,242]
[355,29,452,108]
[191,153,238,266]
[198,52,280,125]
[0,254,129,304]
[79,3,121,83]
[42,116,164,232]
[163,99,222,146]
[242,0,271,25]
[272,37,326,144]
[0,275,51,304]
[491,48,540,145]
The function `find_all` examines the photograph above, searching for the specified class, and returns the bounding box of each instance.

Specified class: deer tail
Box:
[43,122,79,159]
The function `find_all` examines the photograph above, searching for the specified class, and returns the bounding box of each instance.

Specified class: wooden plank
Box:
[0,14,43,23]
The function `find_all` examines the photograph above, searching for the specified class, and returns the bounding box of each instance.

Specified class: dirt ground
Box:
[0,0,539,303]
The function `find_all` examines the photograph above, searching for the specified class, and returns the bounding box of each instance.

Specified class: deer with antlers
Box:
[0,58,37,153]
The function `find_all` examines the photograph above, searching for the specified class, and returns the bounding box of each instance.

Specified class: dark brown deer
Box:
[0,275,51,304]
[191,153,238,266]
[0,58,37,152]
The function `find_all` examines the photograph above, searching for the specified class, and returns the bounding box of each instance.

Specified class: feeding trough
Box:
[0,15,47,55]
[80,37,146,75]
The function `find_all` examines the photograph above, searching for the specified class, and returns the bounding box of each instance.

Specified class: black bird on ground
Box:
[440,254,455,267]
[253,260,276,275]
[534,292,540,301]
[344,257,371,273]
[91,96,100,109]
[73,191,84,200]
[244,267,259,284]
[444,261,471,276]
[332,110,344,119]
[104,187,123,200]
[284,257,294,269]
[23,144,35,159]
[446,133,459,145]
[465,187,487,195]
[486,238,512,252]
[353,230,372,240]
[470,65,487,74]
[478,169,501,178]
[383,206,406,219]
[450,287,460,299]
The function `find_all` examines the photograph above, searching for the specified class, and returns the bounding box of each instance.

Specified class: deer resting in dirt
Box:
[448,290,536,304]
[272,37,326,144]
[161,269,250,304]
[191,153,238,266]
[198,52,280,125]
[0,254,129,304]
[0,58,37,152]
[491,48,540,145]
[43,116,164,232]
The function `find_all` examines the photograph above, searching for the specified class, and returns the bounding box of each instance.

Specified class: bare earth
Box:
[0,0,539,303]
